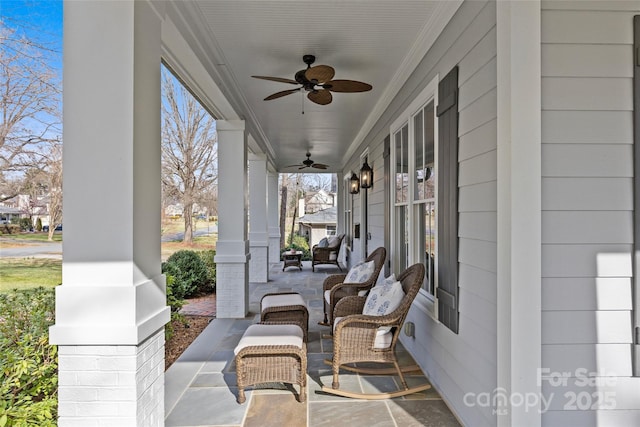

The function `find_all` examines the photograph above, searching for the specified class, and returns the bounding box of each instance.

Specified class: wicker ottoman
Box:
[234,323,307,404]
[260,292,309,342]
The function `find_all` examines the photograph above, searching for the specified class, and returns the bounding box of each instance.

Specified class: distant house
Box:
[303,189,335,214]
[298,205,336,248]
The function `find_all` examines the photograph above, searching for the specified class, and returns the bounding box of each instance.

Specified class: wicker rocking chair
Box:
[311,234,345,272]
[319,246,386,327]
[321,262,431,399]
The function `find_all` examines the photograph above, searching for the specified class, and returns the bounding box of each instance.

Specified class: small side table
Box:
[282,250,303,271]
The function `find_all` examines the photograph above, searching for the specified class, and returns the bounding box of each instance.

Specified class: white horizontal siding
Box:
[543,410,640,427]
[543,77,632,111]
[542,178,633,211]
[543,110,633,144]
[542,277,632,311]
[542,244,632,278]
[542,344,633,377]
[542,44,633,78]
[542,143,633,177]
[543,311,632,344]
[458,181,496,212]
[538,2,640,425]
[542,10,634,44]
[542,211,633,244]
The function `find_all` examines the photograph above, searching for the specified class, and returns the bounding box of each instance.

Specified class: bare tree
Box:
[0,22,62,201]
[45,141,62,241]
[161,68,217,244]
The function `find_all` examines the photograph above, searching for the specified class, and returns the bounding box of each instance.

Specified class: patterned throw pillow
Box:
[344,260,375,284]
[362,280,404,317]
[358,273,395,296]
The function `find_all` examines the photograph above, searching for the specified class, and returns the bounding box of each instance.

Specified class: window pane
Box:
[401,124,409,202]
[426,202,436,294]
[395,205,409,271]
[395,131,403,203]
[414,110,424,200]
[425,101,435,199]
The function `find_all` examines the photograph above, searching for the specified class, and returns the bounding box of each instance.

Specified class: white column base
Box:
[57,329,164,427]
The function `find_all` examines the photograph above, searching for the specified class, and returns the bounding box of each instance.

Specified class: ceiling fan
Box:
[252,54,372,105]
[286,152,329,170]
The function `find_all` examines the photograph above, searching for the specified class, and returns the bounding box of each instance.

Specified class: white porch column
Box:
[214,120,250,317]
[248,153,269,282]
[497,1,542,426]
[267,170,281,266]
[50,1,169,426]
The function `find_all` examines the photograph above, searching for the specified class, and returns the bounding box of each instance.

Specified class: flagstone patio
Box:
[165,261,461,427]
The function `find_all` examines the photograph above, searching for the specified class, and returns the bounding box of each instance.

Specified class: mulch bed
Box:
[165,315,213,370]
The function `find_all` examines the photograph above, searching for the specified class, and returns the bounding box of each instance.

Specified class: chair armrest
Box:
[333,295,366,318]
[322,274,348,291]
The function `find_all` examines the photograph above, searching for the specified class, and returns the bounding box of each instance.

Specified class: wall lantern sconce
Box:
[349,173,360,194]
[360,160,373,189]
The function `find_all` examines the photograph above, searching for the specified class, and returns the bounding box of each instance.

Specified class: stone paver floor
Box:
[165,261,461,427]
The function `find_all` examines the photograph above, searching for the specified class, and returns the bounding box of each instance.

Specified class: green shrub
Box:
[165,275,186,341]
[35,218,42,232]
[18,218,33,232]
[282,235,311,261]
[161,250,210,299]
[0,224,20,235]
[197,250,216,293]
[0,287,57,426]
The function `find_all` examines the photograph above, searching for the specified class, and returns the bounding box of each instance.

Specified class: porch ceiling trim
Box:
[341,0,463,167]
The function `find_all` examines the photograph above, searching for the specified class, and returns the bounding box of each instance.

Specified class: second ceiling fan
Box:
[252,54,372,106]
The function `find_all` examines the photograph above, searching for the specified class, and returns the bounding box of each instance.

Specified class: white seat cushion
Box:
[334,317,393,349]
[262,293,307,310]
[234,324,304,355]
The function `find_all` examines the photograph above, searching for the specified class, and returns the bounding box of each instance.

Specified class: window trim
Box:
[390,75,439,319]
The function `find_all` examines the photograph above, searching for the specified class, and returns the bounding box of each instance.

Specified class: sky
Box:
[1,0,62,46]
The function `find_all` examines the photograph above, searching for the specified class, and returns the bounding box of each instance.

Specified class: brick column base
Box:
[216,262,249,318]
[249,245,269,283]
[57,329,165,427]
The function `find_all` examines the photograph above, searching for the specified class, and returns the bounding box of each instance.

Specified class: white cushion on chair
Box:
[262,293,307,310]
[234,324,304,355]
[344,260,375,283]
[333,317,393,349]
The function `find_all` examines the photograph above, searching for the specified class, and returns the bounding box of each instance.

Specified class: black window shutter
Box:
[436,66,459,334]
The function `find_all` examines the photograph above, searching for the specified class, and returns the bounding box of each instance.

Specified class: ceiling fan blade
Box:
[308,89,332,105]
[305,65,335,84]
[264,88,301,101]
[251,75,299,85]
[298,165,309,170]
[324,79,372,93]
[285,164,304,168]
[312,163,329,169]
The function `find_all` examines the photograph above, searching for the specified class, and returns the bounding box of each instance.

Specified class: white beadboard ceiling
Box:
[180,1,461,173]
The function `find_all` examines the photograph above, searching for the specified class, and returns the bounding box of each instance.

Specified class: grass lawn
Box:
[161,233,217,261]
[0,231,62,242]
[0,258,62,292]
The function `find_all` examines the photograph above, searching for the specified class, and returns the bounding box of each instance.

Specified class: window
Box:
[326,225,336,236]
[343,176,353,249]
[391,76,438,297]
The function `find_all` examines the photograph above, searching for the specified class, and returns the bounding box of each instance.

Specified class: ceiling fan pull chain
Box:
[301,92,305,114]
